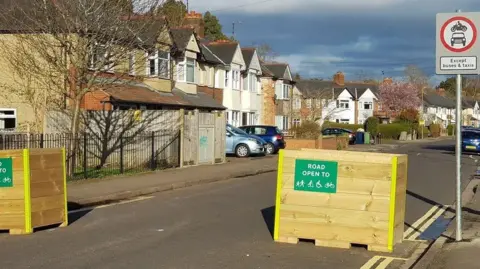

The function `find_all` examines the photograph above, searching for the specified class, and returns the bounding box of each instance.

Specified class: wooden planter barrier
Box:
[0,148,68,235]
[273,148,408,252]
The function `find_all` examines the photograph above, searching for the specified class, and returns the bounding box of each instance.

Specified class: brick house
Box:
[260,62,295,131]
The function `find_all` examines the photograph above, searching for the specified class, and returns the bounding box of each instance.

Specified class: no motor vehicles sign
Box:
[436,12,480,75]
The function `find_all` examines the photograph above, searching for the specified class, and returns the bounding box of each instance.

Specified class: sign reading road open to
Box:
[0,157,13,188]
[436,13,480,75]
[294,159,338,193]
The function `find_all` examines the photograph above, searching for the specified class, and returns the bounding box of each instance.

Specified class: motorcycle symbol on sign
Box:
[451,21,468,32]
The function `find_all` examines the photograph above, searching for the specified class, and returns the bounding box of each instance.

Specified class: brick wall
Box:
[261,78,276,125]
[81,91,112,111]
[285,136,349,150]
[197,85,223,105]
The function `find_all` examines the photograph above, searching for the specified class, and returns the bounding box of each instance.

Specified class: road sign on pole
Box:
[436,11,480,242]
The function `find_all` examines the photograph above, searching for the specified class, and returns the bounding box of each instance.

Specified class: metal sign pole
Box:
[456,73,463,241]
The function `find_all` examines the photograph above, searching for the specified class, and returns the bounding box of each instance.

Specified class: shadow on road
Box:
[67,201,92,225]
[261,206,275,239]
[422,144,455,152]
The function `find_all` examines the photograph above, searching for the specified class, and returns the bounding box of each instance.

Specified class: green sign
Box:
[294,159,338,193]
[0,158,13,188]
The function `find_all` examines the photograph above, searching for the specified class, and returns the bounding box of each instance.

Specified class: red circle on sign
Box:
[441,16,477,53]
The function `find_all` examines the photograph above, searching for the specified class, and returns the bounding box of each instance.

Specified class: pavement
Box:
[68,156,278,209]
[0,139,477,269]
[425,179,480,269]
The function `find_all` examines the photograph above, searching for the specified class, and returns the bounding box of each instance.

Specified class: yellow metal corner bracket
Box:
[273,149,284,241]
[387,156,398,252]
[22,149,32,234]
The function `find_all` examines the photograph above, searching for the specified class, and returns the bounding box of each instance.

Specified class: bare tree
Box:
[0,0,174,175]
[404,65,429,92]
[254,43,278,62]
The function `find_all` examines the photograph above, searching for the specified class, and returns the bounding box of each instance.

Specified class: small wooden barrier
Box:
[0,148,68,235]
[273,149,408,252]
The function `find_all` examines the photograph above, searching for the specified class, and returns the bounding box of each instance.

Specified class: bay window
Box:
[147,50,170,78]
[249,73,257,92]
[176,57,196,83]
[232,70,240,90]
[282,84,290,99]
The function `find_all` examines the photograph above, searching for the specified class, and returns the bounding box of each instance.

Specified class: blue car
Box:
[226,124,266,157]
[239,125,286,155]
[462,130,480,152]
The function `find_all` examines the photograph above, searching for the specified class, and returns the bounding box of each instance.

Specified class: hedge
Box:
[322,122,363,131]
[378,123,411,140]
[447,124,454,136]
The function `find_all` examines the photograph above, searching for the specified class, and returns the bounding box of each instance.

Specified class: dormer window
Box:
[147,49,170,79]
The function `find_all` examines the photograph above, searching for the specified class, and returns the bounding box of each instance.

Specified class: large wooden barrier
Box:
[0,148,68,235]
[274,149,408,252]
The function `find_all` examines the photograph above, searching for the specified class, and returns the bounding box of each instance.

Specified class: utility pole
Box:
[232,21,242,39]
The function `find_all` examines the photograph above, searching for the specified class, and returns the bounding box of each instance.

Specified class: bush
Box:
[378,123,411,140]
[430,124,441,138]
[447,124,454,136]
[417,125,430,139]
[365,117,379,137]
[322,121,363,132]
[292,121,321,139]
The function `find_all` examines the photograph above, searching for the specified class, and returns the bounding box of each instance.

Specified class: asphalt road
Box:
[0,139,477,269]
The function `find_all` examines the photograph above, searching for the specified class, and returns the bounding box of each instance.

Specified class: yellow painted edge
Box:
[273,149,284,241]
[22,149,33,234]
[62,147,69,226]
[387,156,398,252]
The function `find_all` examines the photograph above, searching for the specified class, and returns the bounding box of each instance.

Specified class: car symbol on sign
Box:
[451,32,467,47]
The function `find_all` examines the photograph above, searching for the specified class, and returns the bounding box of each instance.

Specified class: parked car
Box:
[226,124,266,157]
[462,130,480,153]
[238,125,286,154]
[322,128,356,144]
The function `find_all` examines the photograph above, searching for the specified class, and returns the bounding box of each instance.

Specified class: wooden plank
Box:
[30,180,64,199]
[11,156,25,172]
[280,204,390,230]
[0,150,24,158]
[281,190,390,212]
[0,187,25,200]
[10,171,25,186]
[31,207,65,228]
[278,219,389,245]
[29,148,63,155]
[315,239,351,249]
[29,153,63,170]
[283,149,396,164]
[31,195,65,213]
[282,173,392,196]
[0,213,24,229]
[30,168,63,184]
[0,199,24,214]
[282,157,393,181]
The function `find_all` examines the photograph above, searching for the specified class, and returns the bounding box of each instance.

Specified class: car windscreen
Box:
[463,131,480,140]
[227,125,249,136]
[453,33,465,37]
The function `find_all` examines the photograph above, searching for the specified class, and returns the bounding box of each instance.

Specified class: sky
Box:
[187,0,480,86]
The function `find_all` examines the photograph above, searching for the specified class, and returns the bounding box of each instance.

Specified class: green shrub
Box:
[417,125,430,138]
[322,121,363,132]
[292,121,321,139]
[378,123,411,140]
[447,124,454,136]
[430,124,441,137]
[365,117,379,137]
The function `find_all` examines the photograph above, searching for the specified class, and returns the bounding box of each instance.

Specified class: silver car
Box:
[226,124,266,157]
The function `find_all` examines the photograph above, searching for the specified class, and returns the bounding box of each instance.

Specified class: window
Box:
[315,99,321,108]
[90,43,113,72]
[282,84,290,99]
[232,70,240,90]
[293,98,301,110]
[340,119,349,124]
[293,118,301,127]
[275,115,289,131]
[337,100,349,109]
[249,73,257,92]
[225,70,230,88]
[363,101,373,110]
[0,109,16,130]
[186,58,195,83]
[147,50,170,78]
[128,52,135,75]
[231,111,240,126]
[306,99,312,108]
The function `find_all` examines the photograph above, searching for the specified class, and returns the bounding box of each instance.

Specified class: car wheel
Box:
[235,144,250,158]
[265,143,275,155]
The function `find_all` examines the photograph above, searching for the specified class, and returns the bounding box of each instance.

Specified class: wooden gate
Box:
[198,112,215,164]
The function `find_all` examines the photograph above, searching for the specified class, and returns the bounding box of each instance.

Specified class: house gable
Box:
[338,88,354,99]
[358,89,377,100]
[186,34,200,53]
[249,50,261,72]
[283,65,292,81]
[231,44,246,69]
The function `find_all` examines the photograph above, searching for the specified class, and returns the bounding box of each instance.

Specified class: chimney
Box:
[183,11,205,38]
[333,71,345,86]
[383,77,393,84]
[437,87,446,97]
